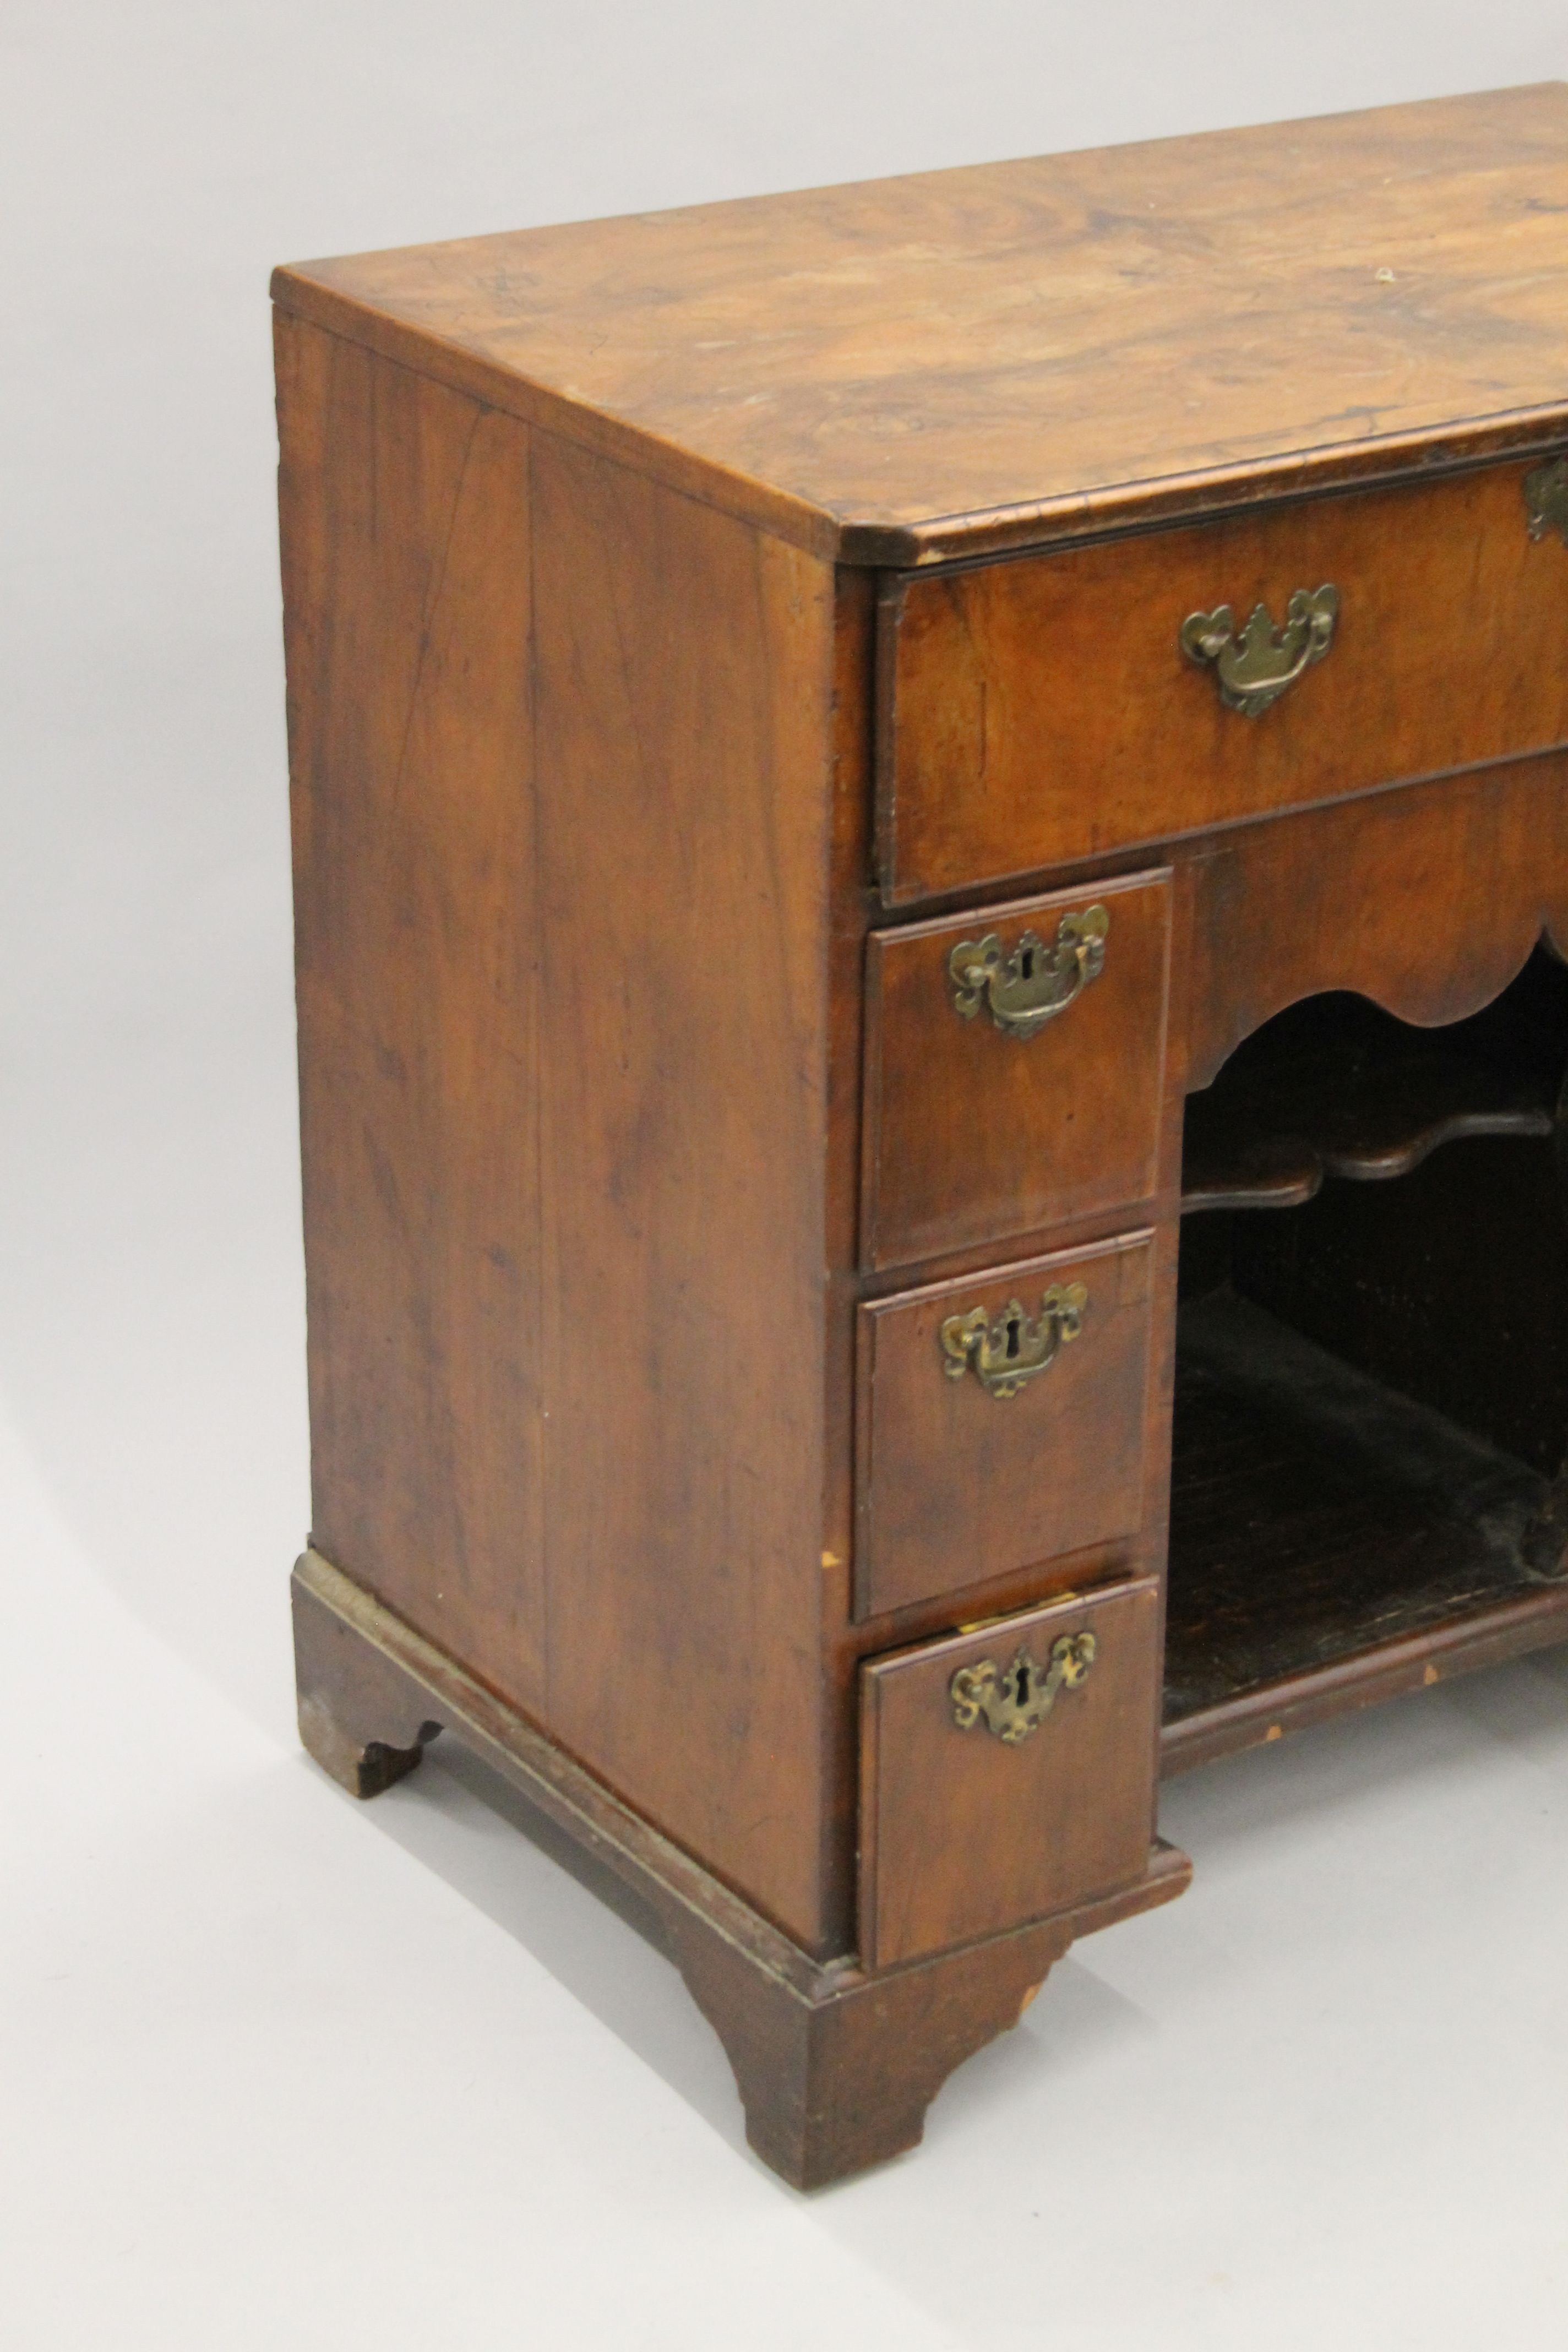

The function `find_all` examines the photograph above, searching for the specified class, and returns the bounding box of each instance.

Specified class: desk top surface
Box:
[274,84,1568,565]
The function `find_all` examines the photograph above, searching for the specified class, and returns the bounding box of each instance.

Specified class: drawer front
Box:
[859,1577,1161,1968]
[856,1232,1154,1620]
[877,457,1568,903]
[861,869,1171,1270]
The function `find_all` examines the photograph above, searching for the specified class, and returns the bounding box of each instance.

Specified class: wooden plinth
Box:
[292,1547,1189,2189]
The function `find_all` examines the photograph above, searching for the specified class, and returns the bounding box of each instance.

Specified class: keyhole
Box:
[1019,946,1035,981]
[1005,1311,1021,1359]
[1015,1663,1031,1707]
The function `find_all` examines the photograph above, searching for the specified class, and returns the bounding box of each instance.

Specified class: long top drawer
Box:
[875,457,1568,903]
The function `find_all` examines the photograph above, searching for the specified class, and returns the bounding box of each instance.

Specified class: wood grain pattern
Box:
[880,459,1568,899]
[1183,755,1568,1089]
[529,433,839,1948]
[273,86,1568,565]
[278,313,548,1712]
[861,872,1172,1268]
[280,319,844,1950]
[859,1579,1162,1969]
[855,1234,1155,1620]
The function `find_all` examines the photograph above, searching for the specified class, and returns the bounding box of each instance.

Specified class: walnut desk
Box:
[274,84,1568,2186]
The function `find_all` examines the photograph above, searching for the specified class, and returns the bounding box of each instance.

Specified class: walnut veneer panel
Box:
[861,870,1172,1268]
[529,438,839,1948]
[856,1234,1156,1620]
[880,460,1568,899]
[859,1579,1162,1968]
[280,319,843,1952]
[1183,754,1568,1090]
[278,314,548,1712]
[273,86,1568,563]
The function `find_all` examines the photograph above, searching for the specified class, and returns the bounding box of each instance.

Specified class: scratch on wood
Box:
[389,405,484,803]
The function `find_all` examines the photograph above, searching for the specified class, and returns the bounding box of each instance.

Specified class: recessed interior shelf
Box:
[1181,975,1564,1215]
[1164,951,1568,1771]
[1162,1293,1568,1766]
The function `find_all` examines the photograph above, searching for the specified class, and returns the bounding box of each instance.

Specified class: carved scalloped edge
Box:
[1185,731,1568,1097]
[1193,914,1568,1094]
[1182,1093,1556,1215]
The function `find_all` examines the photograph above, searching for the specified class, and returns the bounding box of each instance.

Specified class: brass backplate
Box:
[1180,584,1339,717]
[947,906,1108,1038]
[950,1633,1098,1743]
[939,1282,1088,1400]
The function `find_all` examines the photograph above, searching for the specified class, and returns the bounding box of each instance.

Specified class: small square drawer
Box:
[855,1231,1155,1620]
[876,457,1568,903]
[858,1576,1161,1969]
[860,868,1172,1271]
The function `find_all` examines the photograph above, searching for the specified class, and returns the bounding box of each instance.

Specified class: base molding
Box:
[291,1547,1190,2187]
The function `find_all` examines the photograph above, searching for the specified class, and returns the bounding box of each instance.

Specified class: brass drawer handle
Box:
[1180,584,1339,717]
[1526,457,1568,547]
[948,905,1108,1038]
[940,1282,1087,1400]
[950,1632,1098,1744]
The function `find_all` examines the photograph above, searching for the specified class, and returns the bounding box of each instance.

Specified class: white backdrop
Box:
[6,8,1568,2345]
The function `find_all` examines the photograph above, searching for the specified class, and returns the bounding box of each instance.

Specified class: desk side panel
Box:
[531,437,837,1949]
[278,313,548,1715]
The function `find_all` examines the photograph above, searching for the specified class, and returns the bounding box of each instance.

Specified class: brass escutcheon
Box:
[950,1632,1098,1744]
[1525,456,1568,548]
[947,905,1108,1039]
[1180,584,1339,717]
[939,1282,1087,1400]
